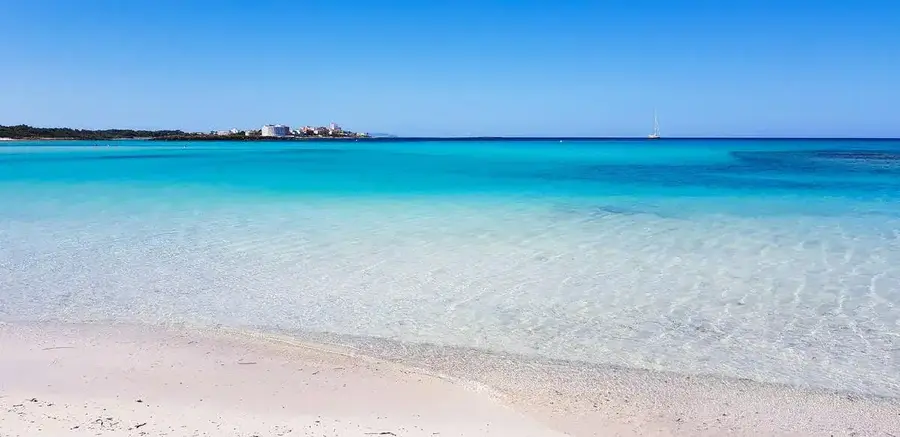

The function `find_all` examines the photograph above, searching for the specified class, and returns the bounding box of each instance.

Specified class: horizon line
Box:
[361,136,900,141]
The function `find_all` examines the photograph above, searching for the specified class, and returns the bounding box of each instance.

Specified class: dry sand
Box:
[0,323,564,437]
[1,323,899,436]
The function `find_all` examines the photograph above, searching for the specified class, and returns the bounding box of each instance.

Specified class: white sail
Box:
[648,110,660,139]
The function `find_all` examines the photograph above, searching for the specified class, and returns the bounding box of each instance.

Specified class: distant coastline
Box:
[149,134,368,142]
[0,125,185,141]
[2,126,898,142]
[0,124,369,141]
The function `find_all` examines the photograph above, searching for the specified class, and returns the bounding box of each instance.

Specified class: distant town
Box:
[0,123,370,141]
[200,122,369,140]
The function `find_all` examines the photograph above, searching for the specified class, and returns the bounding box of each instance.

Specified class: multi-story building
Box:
[274,125,290,136]
[261,124,291,137]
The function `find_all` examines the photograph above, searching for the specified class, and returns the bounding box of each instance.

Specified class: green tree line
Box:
[0,124,185,140]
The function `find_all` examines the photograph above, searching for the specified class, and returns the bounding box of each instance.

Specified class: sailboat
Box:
[648,110,661,139]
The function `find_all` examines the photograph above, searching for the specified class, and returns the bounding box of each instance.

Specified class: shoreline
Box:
[0,322,564,437]
[2,322,898,436]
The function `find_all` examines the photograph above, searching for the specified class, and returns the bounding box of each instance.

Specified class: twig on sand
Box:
[237,361,257,365]
[364,432,398,436]
[42,346,76,350]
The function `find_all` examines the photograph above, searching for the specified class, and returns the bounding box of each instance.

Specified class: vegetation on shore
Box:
[1,125,370,141]
[0,124,185,140]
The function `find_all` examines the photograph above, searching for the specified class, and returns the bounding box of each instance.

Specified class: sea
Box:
[1,139,899,398]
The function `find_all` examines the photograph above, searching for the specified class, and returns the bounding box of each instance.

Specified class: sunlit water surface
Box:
[1,139,899,396]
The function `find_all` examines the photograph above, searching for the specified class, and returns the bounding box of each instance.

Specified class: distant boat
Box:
[648,110,661,139]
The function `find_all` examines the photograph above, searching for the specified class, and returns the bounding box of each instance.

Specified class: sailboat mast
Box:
[648,109,661,139]
[654,110,659,135]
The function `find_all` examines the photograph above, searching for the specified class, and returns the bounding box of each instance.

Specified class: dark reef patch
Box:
[809,150,900,161]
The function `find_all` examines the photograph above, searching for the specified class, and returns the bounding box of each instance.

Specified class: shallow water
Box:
[1,139,899,396]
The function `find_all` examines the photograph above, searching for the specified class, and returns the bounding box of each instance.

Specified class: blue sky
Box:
[1,0,898,137]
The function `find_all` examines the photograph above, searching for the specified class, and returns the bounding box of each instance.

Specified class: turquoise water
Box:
[2,139,899,396]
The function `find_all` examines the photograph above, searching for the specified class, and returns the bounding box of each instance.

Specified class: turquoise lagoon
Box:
[1,139,899,396]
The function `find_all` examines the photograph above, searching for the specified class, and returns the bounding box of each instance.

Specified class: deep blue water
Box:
[2,140,900,198]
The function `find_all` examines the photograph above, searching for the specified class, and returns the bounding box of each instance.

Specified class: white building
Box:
[215,128,240,136]
[261,124,290,137]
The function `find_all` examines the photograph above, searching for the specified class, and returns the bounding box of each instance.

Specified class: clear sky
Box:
[1,0,898,137]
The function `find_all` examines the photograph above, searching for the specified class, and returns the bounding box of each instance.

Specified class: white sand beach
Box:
[1,323,898,437]
[0,323,565,437]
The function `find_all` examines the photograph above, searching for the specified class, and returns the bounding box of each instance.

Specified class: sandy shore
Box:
[0,323,564,437]
[2,323,899,436]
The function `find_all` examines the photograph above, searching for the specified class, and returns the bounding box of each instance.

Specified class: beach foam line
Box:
[211,324,509,401]
[207,323,900,436]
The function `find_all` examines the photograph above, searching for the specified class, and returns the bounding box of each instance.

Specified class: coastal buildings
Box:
[300,126,330,136]
[261,124,290,137]
[239,123,368,138]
